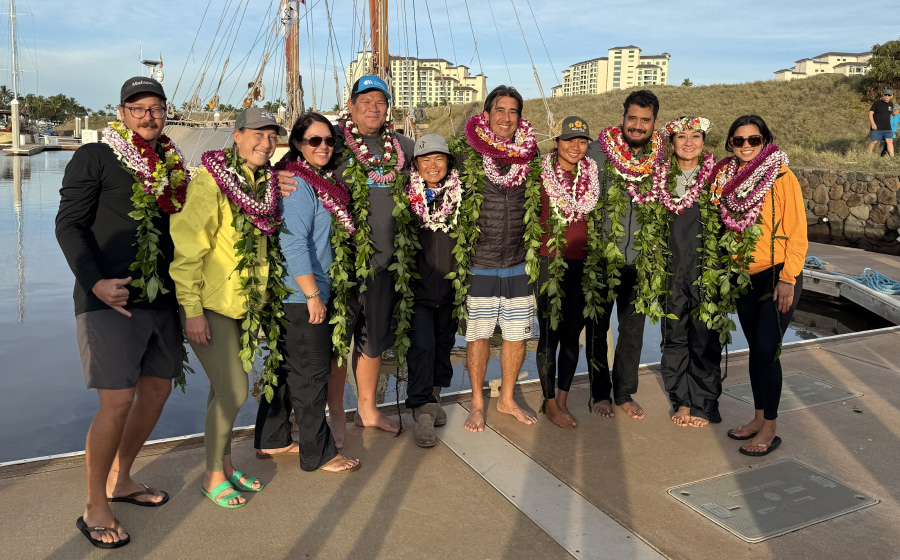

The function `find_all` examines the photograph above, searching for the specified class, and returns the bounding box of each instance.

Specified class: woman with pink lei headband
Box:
[714,115,808,457]
[536,116,599,429]
[654,116,723,429]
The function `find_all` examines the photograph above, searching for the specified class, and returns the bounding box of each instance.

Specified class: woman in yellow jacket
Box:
[170,107,289,508]
[714,115,808,457]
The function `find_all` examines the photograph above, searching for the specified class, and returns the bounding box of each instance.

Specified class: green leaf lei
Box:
[221,148,291,403]
[446,136,542,327]
[328,213,356,367]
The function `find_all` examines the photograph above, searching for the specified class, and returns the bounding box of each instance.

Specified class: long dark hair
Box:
[280,112,339,169]
[724,114,774,153]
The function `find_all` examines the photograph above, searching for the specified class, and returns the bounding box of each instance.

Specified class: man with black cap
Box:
[57,76,188,548]
[869,89,895,157]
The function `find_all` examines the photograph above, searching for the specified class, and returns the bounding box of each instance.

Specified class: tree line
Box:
[0,85,89,123]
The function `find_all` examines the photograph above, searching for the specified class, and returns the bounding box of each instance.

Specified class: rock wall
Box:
[797,169,900,255]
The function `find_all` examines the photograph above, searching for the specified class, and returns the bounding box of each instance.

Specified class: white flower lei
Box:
[540,152,600,224]
[406,169,462,232]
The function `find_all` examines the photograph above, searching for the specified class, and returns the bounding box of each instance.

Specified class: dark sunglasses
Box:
[300,136,336,148]
[731,135,763,148]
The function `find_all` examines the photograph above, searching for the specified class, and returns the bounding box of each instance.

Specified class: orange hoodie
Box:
[746,166,808,284]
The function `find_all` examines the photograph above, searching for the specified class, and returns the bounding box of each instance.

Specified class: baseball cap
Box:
[884,89,894,96]
[234,106,287,136]
[557,116,591,141]
[120,76,166,104]
[414,134,450,158]
[351,75,391,101]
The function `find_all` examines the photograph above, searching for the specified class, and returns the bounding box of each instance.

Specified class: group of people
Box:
[56,75,808,549]
[868,87,898,157]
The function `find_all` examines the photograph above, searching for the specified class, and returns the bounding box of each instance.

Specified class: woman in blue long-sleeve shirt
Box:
[253,112,360,474]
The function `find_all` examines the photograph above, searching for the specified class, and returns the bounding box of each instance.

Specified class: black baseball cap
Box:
[558,116,591,140]
[120,76,167,104]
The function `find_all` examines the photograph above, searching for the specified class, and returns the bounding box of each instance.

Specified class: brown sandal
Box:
[108,483,169,507]
[76,516,130,549]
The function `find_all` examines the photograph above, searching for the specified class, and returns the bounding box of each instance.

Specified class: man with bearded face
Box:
[584,90,665,420]
[57,77,184,548]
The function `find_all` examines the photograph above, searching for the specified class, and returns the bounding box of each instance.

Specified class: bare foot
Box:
[496,399,538,425]
[672,406,691,427]
[742,424,778,453]
[593,399,615,418]
[328,416,346,450]
[353,408,401,434]
[83,505,128,545]
[687,416,710,428]
[620,401,645,419]
[729,420,763,439]
[318,454,360,473]
[258,442,299,456]
[107,477,167,505]
[465,407,486,432]
[545,398,576,429]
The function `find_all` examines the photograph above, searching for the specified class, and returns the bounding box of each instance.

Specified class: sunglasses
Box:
[300,136,336,148]
[731,135,764,148]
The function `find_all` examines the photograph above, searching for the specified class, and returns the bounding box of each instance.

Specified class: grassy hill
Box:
[420,74,899,173]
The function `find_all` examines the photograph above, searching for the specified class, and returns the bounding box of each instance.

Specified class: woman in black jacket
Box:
[404,134,462,447]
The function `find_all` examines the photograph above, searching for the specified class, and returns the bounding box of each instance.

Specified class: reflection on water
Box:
[0,151,888,463]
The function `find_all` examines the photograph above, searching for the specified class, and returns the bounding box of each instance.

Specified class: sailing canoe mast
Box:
[369,0,389,82]
[284,0,304,127]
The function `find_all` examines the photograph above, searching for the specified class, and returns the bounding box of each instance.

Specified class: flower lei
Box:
[278,159,357,361]
[540,151,600,224]
[448,117,542,325]
[464,112,538,189]
[202,148,290,402]
[653,150,717,214]
[406,169,462,232]
[594,128,672,324]
[102,121,193,388]
[713,144,789,232]
[336,116,419,384]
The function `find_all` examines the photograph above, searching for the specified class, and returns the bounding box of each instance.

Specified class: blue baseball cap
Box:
[351,75,391,101]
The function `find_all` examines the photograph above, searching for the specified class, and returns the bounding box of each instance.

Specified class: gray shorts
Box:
[76,307,182,390]
[346,269,398,359]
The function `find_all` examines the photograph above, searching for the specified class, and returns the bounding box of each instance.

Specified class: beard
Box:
[623,127,650,149]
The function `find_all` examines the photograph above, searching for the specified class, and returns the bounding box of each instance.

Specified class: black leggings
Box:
[406,302,457,409]
[735,264,803,421]
[536,257,586,400]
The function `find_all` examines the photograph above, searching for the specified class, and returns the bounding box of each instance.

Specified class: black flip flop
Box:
[76,516,130,549]
[727,428,757,441]
[739,436,782,457]
[108,484,169,507]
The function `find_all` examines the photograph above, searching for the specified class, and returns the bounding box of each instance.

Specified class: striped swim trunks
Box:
[465,264,536,342]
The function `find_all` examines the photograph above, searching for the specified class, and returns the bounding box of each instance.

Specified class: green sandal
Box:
[229,469,264,493]
[201,480,245,509]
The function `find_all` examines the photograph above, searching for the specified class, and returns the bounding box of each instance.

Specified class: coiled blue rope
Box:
[805,256,900,295]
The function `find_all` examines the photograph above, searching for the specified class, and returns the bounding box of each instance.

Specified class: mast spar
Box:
[369,0,389,81]
[284,0,303,126]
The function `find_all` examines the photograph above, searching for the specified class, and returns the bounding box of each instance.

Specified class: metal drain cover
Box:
[723,374,861,412]
[668,460,877,543]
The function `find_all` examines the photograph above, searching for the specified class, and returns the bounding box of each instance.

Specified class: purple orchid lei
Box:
[712,144,789,232]
[540,151,600,224]
[652,150,717,215]
[201,149,280,235]
[336,110,405,183]
[279,159,356,235]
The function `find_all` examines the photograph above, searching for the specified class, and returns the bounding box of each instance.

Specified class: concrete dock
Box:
[2,326,900,559]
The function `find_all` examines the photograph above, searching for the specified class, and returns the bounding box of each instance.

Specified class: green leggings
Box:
[181,308,249,471]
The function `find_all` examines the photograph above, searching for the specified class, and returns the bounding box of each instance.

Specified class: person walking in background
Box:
[253,112,360,473]
[57,76,188,549]
[535,116,598,429]
[170,107,290,507]
[880,103,900,157]
[404,134,460,447]
[715,115,808,457]
[868,88,895,157]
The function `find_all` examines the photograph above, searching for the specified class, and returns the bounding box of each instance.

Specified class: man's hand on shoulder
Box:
[277,170,299,198]
[92,277,133,317]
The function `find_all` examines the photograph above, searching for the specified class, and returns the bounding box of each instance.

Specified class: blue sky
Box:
[2,0,897,112]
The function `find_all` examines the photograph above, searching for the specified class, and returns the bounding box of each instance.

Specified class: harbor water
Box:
[0,151,890,463]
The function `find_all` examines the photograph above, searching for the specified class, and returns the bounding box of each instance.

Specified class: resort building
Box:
[551,46,671,97]
[774,52,872,81]
[343,52,487,107]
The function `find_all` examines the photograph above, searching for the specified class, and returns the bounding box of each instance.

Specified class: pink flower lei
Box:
[406,168,462,232]
[201,149,281,236]
[540,151,600,224]
[278,159,356,235]
[336,110,405,184]
[652,150,717,215]
[597,126,665,183]
[465,113,538,190]
[711,144,789,231]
